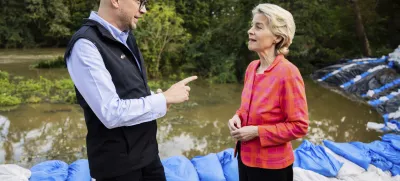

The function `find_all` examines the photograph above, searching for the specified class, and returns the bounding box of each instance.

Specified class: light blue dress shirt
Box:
[66,12,167,129]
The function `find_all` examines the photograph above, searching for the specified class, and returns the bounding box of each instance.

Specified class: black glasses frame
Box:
[139,0,147,10]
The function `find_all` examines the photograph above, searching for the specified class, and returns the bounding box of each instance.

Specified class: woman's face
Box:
[247,13,279,53]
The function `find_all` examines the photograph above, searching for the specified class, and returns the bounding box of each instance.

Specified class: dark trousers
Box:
[237,143,293,181]
[97,156,166,181]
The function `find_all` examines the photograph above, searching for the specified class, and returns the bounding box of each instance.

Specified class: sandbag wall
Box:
[311,46,400,132]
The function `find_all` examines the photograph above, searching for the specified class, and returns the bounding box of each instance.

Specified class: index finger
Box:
[178,76,198,85]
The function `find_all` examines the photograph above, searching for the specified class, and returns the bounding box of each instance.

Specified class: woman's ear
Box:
[274,36,283,44]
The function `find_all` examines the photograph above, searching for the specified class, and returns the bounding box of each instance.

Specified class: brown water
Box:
[0,49,383,168]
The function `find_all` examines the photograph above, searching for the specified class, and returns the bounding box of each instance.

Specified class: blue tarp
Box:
[294,140,343,177]
[30,160,69,181]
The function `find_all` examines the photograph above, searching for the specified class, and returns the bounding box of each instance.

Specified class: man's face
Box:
[119,0,147,30]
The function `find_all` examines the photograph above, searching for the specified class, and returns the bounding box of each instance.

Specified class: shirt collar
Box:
[255,54,284,73]
[88,11,130,44]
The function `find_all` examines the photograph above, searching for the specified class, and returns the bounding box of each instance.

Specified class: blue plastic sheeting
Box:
[323,140,370,170]
[216,148,238,181]
[30,160,69,181]
[66,159,91,181]
[162,156,199,181]
[294,140,343,177]
[191,153,226,181]
[367,141,400,165]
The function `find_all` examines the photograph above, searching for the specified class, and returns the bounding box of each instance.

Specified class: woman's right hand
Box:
[228,114,242,132]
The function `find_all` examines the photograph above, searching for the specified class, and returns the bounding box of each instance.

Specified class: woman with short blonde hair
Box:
[228,3,308,181]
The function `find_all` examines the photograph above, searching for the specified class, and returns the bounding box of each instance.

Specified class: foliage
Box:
[0,71,76,106]
[32,56,66,69]
[0,0,399,82]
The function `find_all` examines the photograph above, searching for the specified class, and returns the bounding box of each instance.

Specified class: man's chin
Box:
[130,23,137,30]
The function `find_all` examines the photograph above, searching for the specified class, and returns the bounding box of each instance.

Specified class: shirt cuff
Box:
[149,93,167,118]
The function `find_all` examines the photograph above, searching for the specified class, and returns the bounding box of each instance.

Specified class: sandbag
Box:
[389,46,400,73]
[293,167,341,181]
[323,146,365,179]
[216,148,238,181]
[382,134,400,150]
[313,62,386,88]
[191,153,226,181]
[392,164,400,176]
[391,140,400,151]
[162,156,199,181]
[369,149,394,171]
[323,140,370,170]
[368,141,400,164]
[294,140,343,177]
[382,134,400,142]
[67,159,91,181]
[0,164,31,181]
[345,69,399,99]
[376,97,400,116]
[340,165,392,181]
[30,160,69,181]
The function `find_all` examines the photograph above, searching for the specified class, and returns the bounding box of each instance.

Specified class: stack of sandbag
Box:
[311,46,400,132]
[321,134,400,180]
[163,148,238,181]
[30,160,69,181]
[27,159,91,181]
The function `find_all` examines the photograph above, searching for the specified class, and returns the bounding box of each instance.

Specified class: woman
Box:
[228,3,309,181]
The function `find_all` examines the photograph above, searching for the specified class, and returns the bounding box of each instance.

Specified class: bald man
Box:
[64,0,197,180]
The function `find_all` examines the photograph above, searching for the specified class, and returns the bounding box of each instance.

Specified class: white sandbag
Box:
[0,164,31,181]
[293,167,341,181]
[393,175,400,181]
[339,165,395,181]
[323,146,365,178]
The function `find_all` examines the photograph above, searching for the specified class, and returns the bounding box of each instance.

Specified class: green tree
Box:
[135,2,190,78]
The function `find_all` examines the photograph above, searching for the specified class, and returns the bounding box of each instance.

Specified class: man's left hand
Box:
[231,126,259,141]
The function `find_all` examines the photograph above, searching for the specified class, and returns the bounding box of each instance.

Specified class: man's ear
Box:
[110,0,120,8]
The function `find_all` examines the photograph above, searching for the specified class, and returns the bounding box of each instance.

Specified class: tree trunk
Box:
[350,0,372,56]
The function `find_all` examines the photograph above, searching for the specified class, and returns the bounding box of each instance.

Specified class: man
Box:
[64,0,197,180]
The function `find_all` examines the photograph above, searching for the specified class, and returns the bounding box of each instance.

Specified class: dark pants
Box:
[97,156,166,181]
[237,143,293,181]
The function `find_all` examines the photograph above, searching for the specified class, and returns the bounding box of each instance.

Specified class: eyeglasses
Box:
[139,0,147,10]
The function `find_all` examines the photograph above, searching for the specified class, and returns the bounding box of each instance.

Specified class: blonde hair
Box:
[252,4,296,55]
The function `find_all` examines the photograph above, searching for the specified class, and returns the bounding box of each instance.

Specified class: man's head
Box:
[99,0,147,31]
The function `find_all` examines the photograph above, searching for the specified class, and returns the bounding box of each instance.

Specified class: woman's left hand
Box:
[231,126,259,141]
